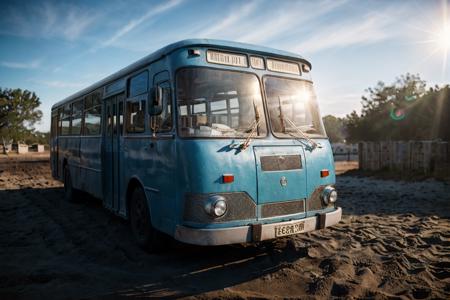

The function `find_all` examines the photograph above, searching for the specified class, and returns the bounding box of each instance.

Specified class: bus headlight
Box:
[322,186,337,205]
[205,195,227,218]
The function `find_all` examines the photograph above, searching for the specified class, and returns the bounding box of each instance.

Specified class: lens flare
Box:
[404,95,417,102]
[390,107,406,121]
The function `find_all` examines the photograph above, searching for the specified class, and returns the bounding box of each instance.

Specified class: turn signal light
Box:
[320,169,329,177]
[222,174,234,184]
[188,49,201,56]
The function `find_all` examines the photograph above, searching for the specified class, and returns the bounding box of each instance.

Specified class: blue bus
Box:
[50,39,341,251]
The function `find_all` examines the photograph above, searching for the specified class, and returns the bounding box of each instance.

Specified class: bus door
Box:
[103,94,124,211]
[146,76,176,227]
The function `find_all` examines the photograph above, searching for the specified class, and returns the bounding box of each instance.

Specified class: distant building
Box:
[29,144,45,152]
[9,143,30,154]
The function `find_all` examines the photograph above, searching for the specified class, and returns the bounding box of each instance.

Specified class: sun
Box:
[412,1,450,76]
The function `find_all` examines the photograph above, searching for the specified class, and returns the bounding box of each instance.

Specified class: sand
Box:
[0,155,449,299]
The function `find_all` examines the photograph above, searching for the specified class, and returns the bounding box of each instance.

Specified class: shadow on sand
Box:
[1,176,449,299]
[0,187,308,299]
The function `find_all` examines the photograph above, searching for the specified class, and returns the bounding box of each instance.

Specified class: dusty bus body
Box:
[50,39,341,250]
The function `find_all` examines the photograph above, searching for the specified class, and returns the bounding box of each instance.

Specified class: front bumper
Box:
[174,207,342,246]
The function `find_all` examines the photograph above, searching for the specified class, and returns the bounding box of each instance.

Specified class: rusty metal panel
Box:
[260,154,302,171]
[183,192,256,223]
[260,199,305,218]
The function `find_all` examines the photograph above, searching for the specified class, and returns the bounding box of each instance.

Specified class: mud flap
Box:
[252,223,262,242]
[318,213,326,229]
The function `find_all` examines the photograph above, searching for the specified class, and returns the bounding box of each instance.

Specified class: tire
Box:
[64,166,78,203]
[129,187,162,252]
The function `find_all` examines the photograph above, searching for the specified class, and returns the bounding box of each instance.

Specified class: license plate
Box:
[275,221,305,237]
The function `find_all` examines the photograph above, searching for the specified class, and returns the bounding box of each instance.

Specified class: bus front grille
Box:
[260,199,305,218]
[183,192,256,223]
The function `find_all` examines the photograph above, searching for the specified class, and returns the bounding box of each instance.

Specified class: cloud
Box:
[197,1,258,38]
[294,11,399,54]
[61,8,98,41]
[99,0,183,49]
[30,79,86,89]
[237,0,348,44]
[0,59,42,69]
[0,2,99,41]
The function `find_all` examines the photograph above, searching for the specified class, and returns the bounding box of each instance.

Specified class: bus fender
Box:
[125,176,152,220]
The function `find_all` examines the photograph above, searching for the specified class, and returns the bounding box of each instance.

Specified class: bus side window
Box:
[57,107,63,136]
[126,100,145,133]
[71,99,84,136]
[84,105,102,135]
[51,112,57,137]
[84,92,102,136]
[118,98,124,135]
[61,103,71,135]
[128,71,148,98]
[150,82,172,133]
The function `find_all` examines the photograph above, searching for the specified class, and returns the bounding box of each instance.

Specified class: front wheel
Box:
[129,187,162,252]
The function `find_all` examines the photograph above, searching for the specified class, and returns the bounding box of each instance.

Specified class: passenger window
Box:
[57,108,63,136]
[126,100,145,133]
[128,71,148,97]
[61,103,71,135]
[84,91,102,135]
[149,82,172,133]
[84,106,102,135]
[118,98,124,135]
[71,100,84,135]
[51,113,58,137]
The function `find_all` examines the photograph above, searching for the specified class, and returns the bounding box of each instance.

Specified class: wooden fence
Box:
[358,141,449,177]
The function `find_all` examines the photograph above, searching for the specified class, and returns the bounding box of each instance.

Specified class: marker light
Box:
[188,49,201,56]
[320,169,329,177]
[222,174,234,184]
[302,64,311,73]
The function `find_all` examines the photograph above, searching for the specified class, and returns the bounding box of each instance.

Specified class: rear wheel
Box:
[129,187,162,252]
[64,167,78,203]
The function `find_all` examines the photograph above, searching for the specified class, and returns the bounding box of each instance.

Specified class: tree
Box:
[345,74,449,142]
[24,131,50,145]
[322,115,346,143]
[0,88,43,146]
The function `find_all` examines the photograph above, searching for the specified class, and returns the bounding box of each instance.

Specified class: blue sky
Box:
[0,0,449,132]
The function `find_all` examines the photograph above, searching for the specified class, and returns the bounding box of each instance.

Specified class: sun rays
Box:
[411,1,450,77]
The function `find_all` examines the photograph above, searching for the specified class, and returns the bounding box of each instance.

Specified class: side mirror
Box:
[148,86,163,115]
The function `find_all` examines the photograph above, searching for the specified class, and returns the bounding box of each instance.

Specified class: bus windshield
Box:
[176,68,266,138]
[264,76,326,138]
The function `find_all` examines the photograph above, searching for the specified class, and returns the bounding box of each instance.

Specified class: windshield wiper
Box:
[283,116,318,151]
[277,96,317,150]
[278,96,286,133]
[240,101,260,150]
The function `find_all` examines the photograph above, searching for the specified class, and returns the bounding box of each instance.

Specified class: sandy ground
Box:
[334,161,358,175]
[0,156,449,299]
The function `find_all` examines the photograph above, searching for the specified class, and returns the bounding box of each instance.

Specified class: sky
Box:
[0,0,449,132]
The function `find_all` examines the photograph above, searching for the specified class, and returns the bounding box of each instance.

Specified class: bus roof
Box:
[52,39,311,109]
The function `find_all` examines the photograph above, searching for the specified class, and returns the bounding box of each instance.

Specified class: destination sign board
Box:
[267,59,300,75]
[206,50,248,67]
